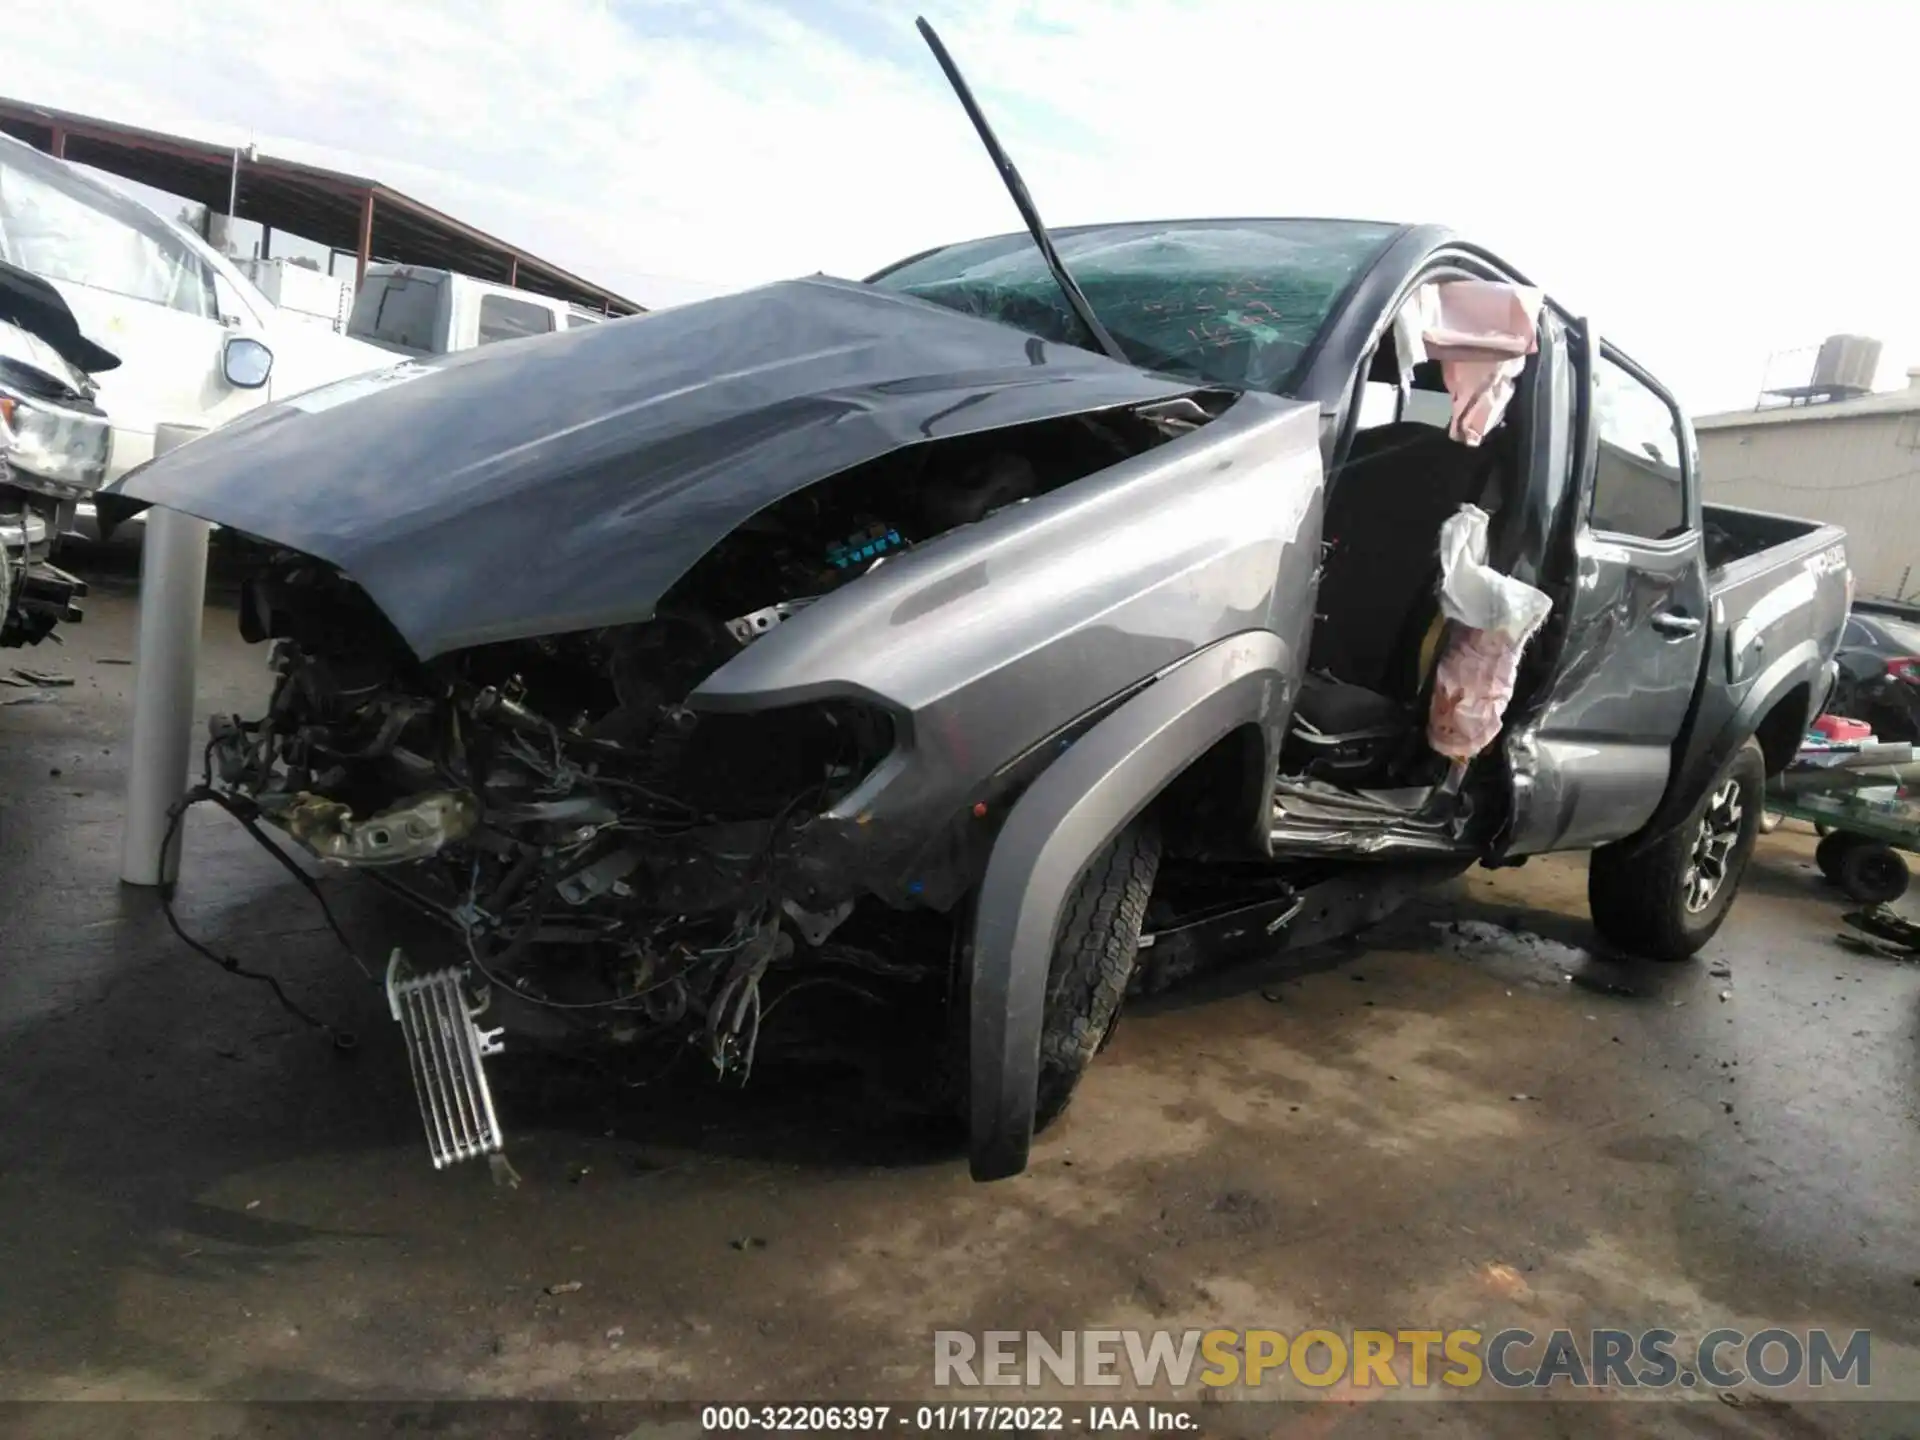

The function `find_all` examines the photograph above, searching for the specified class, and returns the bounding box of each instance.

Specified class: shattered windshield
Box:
[869,219,1398,393]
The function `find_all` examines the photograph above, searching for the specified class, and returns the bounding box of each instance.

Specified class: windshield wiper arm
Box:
[914,16,1129,367]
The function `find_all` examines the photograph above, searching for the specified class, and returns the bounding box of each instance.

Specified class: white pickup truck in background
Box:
[346,263,608,358]
[0,132,394,538]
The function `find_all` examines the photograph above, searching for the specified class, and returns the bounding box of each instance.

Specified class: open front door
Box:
[1498,320,1710,856]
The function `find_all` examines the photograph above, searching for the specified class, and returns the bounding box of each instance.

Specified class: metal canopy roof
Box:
[0,94,643,316]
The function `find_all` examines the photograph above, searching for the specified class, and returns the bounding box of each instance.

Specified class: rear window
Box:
[477,293,554,346]
[348,271,443,353]
[565,311,602,330]
[869,218,1397,393]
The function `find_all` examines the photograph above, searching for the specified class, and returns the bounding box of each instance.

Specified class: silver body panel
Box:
[1502,529,1710,855]
[696,393,1325,901]
[696,392,1327,1179]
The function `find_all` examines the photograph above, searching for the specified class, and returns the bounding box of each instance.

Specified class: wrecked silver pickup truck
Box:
[110,25,1849,1183]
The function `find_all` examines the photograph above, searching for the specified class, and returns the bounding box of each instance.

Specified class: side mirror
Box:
[223,335,273,390]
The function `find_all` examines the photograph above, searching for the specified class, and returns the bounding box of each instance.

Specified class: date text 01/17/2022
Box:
[699,1405,1199,1432]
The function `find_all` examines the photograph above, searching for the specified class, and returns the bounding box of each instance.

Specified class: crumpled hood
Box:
[114,275,1199,659]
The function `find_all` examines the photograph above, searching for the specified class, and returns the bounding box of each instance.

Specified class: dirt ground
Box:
[2,552,1918,1438]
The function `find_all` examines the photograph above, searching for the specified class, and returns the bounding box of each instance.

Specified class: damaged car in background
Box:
[110,20,1851,1183]
[0,258,113,647]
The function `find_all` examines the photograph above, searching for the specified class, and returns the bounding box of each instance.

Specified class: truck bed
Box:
[1703,502,1833,582]
[1658,503,1852,821]
[1701,503,1847,697]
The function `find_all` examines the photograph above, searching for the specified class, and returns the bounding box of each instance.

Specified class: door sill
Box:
[1270,773,1474,858]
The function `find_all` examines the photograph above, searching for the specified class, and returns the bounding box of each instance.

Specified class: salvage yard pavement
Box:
[1,563,1917,1435]
[0,666,72,708]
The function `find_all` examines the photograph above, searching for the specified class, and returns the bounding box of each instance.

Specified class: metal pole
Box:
[228,146,240,223]
[119,424,211,888]
[356,192,375,289]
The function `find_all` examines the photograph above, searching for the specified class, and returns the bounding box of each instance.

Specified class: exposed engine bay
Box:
[204,409,1187,1097]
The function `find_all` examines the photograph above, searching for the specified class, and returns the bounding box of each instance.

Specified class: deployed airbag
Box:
[1409,280,1544,446]
[1426,504,1551,761]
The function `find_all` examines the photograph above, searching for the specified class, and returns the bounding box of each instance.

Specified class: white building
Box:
[1696,353,1920,605]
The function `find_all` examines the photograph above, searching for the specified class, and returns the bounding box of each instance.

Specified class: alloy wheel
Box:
[1682,777,1745,914]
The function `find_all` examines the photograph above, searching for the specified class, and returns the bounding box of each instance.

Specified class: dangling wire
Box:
[157,788,359,1050]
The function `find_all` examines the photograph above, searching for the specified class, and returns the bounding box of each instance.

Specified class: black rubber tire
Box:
[1031,822,1161,1132]
[1588,738,1767,961]
[1836,842,1911,905]
[1815,830,1859,882]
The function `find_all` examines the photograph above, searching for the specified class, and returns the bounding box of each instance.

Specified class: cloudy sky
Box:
[11,0,1913,413]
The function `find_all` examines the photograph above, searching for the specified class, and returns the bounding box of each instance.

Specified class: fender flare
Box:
[1637,639,1826,847]
[966,631,1290,1181]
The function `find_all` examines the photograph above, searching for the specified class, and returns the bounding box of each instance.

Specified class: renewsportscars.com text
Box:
[933,1327,1872,1392]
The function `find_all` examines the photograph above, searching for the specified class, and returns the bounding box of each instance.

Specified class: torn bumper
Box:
[0,505,86,646]
[0,504,46,562]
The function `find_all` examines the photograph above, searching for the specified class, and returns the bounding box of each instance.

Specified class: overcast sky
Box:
[11,0,1913,414]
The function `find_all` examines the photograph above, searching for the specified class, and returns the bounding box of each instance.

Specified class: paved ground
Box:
[3,551,1918,1437]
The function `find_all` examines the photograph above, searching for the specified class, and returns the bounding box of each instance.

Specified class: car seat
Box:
[1287,370,1511,784]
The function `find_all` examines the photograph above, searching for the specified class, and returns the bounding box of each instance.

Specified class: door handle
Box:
[1651,610,1702,638]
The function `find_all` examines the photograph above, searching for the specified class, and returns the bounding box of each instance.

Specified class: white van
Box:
[0,133,393,493]
[348,263,608,358]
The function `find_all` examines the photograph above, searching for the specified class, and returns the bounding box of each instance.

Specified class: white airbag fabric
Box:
[1427,504,1552,761]
[1414,280,1545,446]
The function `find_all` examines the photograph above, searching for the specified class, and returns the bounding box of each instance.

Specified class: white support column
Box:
[119,424,211,888]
